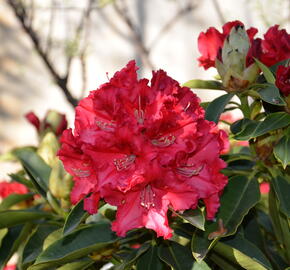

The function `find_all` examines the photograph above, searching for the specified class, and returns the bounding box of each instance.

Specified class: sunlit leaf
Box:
[205,93,234,123]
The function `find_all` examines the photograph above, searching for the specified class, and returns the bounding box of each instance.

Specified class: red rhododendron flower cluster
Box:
[260,25,290,67]
[197,20,259,69]
[275,65,290,97]
[198,22,290,69]
[0,181,28,199]
[58,61,228,239]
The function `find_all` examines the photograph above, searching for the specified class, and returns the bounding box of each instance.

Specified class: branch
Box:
[113,0,155,70]
[149,2,196,51]
[211,0,226,24]
[6,0,78,107]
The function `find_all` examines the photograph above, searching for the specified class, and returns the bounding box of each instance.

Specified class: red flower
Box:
[4,265,16,270]
[259,182,270,194]
[0,181,28,199]
[25,112,41,131]
[197,21,259,69]
[275,65,290,97]
[260,25,290,67]
[59,61,228,239]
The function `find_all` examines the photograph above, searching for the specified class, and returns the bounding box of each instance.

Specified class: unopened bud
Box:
[216,25,259,91]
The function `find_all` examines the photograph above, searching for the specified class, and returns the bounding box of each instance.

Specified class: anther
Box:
[176,165,204,177]
[151,134,176,147]
[72,168,91,178]
[113,155,136,171]
[96,120,116,132]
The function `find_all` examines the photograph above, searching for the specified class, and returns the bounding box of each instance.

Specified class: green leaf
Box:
[0,193,34,211]
[210,253,239,270]
[13,147,51,197]
[115,243,150,270]
[183,80,223,90]
[191,175,260,261]
[0,229,8,246]
[255,59,275,84]
[171,208,205,231]
[273,134,290,169]
[212,175,261,236]
[268,188,290,262]
[234,112,290,140]
[22,225,60,267]
[43,228,63,250]
[28,223,117,270]
[213,233,272,270]
[9,173,34,189]
[158,241,194,270]
[257,84,286,106]
[136,245,164,270]
[56,257,94,270]
[63,199,88,236]
[272,176,290,218]
[0,210,51,229]
[191,261,211,270]
[116,243,151,270]
[0,224,33,269]
[205,93,234,123]
[0,225,23,269]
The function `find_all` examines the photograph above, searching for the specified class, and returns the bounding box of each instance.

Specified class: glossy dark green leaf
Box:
[213,233,272,270]
[0,193,34,211]
[191,175,260,261]
[183,79,223,90]
[171,208,205,231]
[255,59,275,84]
[136,245,164,270]
[257,84,286,106]
[242,211,264,251]
[205,93,234,123]
[158,241,194,270]
[0,229,8,246]
[28,223,117,270]
[273,134,290,169]
[56,257,94,270]
[0,210,51,229]
[9,173,34,189]
[116,243,151,270]
[268,189,290,262]
[272,176,290,217]
[0,224,32,269]
[22,225,60,267]
[63,199,88,236]
[213,175,261,236]
[191,261,211,270]
[210,253,239,270]
[234,112,290,140]
[13,147,51,197]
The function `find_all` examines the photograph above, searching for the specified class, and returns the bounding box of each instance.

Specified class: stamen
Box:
[184,102,191,112]
[96,120,116,132]
[134,96,145,124]
[140,185,155,209]
[72,168,91,177]
[176,165,204,177]
[151,134,176,147]
[113,155,136,171]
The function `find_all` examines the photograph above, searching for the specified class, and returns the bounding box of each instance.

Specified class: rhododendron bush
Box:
[0,21,289,270]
